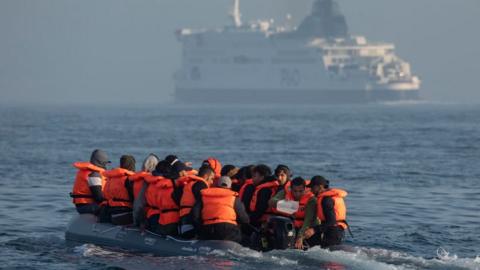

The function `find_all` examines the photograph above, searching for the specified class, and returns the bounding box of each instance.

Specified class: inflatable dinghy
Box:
[65,214,245,256]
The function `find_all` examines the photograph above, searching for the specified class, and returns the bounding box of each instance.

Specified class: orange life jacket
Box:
[156,178,180,225]
[129,171,151,199]
[70,162,106,205]
[249,180,279,222]
[179,175,210,217]
[143,174,164,218]
[284,190,314,229]
[238,179,253,200]
[316,188,348,230]
[200,188,238,226]
[103,168,135,208]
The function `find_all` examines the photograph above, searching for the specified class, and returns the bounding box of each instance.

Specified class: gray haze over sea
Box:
[1,0,479,105]
[0,103,479,270]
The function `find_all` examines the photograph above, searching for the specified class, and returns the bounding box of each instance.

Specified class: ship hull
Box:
[175,88,420,104]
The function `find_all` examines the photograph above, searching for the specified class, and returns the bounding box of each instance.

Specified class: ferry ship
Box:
[174,0,421,103]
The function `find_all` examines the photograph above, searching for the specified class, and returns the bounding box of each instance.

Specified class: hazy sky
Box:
[0,0,479,105]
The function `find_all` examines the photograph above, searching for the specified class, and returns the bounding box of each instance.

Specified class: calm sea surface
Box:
[0,102,479,270]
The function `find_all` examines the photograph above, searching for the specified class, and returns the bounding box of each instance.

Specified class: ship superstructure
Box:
[174,0,420,103]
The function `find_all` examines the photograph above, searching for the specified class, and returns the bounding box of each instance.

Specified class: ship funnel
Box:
[230,0,242,27]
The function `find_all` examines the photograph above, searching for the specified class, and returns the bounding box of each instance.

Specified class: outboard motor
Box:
[267,216,296,250]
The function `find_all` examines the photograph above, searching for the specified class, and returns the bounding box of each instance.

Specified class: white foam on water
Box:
[331,246,480,270]
[73,243,131,258]
[303,246,408,270]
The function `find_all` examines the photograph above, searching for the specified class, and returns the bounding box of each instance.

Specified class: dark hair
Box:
[221,164,236,176]
[234,165,253,180]
[291,177,306,188]
[164,155,179,165]
[253,164,272,177]
[155,160,172,175]
[274,164,291,176]
[120,155,136,171]
[198,165,214,178]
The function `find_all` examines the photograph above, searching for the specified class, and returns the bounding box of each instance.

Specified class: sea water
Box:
[0,102,479,269]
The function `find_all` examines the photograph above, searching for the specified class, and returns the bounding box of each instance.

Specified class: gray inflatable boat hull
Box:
[65,214,245,256]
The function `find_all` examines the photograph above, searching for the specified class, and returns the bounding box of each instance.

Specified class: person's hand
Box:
[304,228,315,239]
[295,238,304,250]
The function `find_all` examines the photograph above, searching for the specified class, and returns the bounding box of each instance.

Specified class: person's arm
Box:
[125,178,134,202]
[313,196,336,234]
[88,172,104,203]
[234,197,250,224]
[192,181,208,202]
[296,197,318,240]
[249,188,272,223]
[241,185,255,211]
[269,189,286,208]
[191,199,202,227]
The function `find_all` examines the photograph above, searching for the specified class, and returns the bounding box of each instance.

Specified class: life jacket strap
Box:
[338,220,354,238]
[69,192,93,199]
[161,208,179,213]
[112,198,133,203]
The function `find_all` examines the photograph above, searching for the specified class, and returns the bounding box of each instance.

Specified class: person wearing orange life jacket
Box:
[249,164,279,227]
[70,149,111,214]
[274,164,292,193]
[178,165,215,239]
[269,177,319,250]
[141,160,173,233]
[192,176,249,242]
[155,158,195,236]
[236,165,255,212]
[303,176,349,248]
[129,154,160,227]
[100,155,136,224]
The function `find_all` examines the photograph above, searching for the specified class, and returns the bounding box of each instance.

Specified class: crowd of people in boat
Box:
[70,149,350,250]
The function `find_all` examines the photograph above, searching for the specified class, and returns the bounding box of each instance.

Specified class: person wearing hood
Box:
[70,149,110,214]
[192,176,249,242]
[129,154,160,227]
[302,177,349,249]
[249,164,279,227]
[101,155,136,224]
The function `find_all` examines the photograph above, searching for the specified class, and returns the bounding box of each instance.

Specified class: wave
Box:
[68,242,480,270]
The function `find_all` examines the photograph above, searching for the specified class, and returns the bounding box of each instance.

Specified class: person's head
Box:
[141,153,159,173]
[308,175,330,196]
[290,177,306,201]
[198,165,215,184]
[120,155,136,171]
[154,160,172,177]
[236,165,254,181]
[274,164,291,185]
[201,157,222,178]
[164,154,192,177]
[217,176,232,189]
[172,161,191,177]
[221,164,239,177]
[252,164,272,186]
[90,149,111,169]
